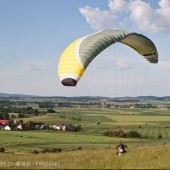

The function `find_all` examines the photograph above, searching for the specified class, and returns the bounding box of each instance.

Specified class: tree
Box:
[0,112,10,120]
[18,113,25,118]
[119,129,126,138]
[18,119,24,124]
[11,114,16,119]
[34,110,39,116]
[126,131,141,138]
[24,121,35,130]
[47,108,55,113]
[158,134,162,139]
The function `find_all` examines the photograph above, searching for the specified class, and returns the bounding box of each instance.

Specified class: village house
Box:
[51,123,66,130]
[17,124,23,130]
[0,119,47,131]
[4,124,17,131]
[0,124,5,130]
[0,120,10,130]
[0,120,9,125]
[49,123,75,131]
[4,125,11,130]
[35,123,45,130]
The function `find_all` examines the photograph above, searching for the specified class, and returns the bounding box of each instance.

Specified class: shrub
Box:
[112,131,119,137]
[77,146,82,150]
[41,148,50,153]
[51,148,58,153]
[47,108,55,113]
[41,148,62,153]
[103,131,114,137]
[126,131,141,138]
[56,148,62,152]
[11,114,16,118]
[77,124,82,131]
[158,134,162,139]
[119,129,126,138]
[32,150,39,154]
[103,130,126,138]
[0,147,5,153]
[51,148,62,153]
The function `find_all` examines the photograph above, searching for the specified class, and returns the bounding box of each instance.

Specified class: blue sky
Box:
[0,0,170,97]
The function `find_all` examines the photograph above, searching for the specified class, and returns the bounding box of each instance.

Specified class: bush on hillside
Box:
[51,148,62,153]
[103,130,126,138]
[32,150,39,154]
[126,131,141,138]
[158,134,162,139]
[77,146,82,150]
[103,131,115,137]
[41,148,62,153]
[0,146,5,153]
[103,130,141,138]
[41,148,50,153]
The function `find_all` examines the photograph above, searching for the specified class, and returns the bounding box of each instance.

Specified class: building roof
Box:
[0,120,9,124]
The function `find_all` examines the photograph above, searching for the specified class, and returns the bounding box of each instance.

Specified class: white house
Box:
[53,124,61,130]
[17,124,23,130]
[4,125,11,130]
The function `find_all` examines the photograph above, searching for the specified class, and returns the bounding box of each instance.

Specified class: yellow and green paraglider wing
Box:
[58,30,158,86]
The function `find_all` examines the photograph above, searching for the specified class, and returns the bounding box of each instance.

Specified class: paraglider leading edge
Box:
[58,30,158,86]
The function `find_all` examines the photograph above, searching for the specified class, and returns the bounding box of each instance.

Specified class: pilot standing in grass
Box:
[115,142,127,156]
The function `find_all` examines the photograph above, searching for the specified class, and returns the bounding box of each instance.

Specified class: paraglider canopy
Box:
[58,30,158,86]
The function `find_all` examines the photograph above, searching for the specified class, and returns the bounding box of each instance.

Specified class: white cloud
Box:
[129,0,157,32]
[79,6,119,30]
[79,0,170,33]
[108,0,128,12]
[129,0,170,33]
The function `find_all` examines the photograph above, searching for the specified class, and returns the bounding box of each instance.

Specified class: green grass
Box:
[1,102,170,169]
[11,107,170,146]
[0,144,170,169]
[0,130,140,153]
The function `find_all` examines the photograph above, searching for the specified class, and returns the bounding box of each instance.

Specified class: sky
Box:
[0,0,170,97]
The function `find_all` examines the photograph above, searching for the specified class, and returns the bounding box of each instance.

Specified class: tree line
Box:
[0,106,41,119]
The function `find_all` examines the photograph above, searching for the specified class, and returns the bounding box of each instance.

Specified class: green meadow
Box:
[1,103,170,169]
[1,107,170,152]
[1,144,170,169]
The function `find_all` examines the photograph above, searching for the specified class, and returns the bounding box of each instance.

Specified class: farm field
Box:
[1,106,170,153]
[0,97,170,169]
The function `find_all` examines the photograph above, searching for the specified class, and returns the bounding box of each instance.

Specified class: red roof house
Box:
[0,120,9,125]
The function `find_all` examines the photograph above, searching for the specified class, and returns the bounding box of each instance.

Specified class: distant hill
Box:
[136,96,170,100]
[54,96,111,101]
[0,93,37,98]
[0,93,170,100]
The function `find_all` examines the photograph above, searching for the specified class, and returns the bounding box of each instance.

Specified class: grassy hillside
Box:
[1,106,170,153]
[1,100,170,169]
[0,144,170,169]
[0,130,139,153]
